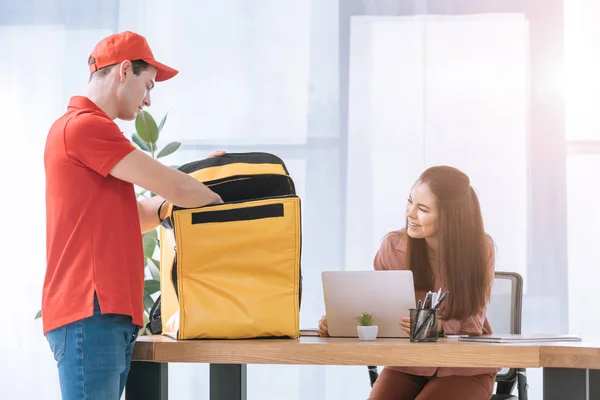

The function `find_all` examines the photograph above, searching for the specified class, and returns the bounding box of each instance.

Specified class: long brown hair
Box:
[405,166,492,320]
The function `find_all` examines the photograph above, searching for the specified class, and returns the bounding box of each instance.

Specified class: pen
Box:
[413,293,431,339]
[413,299,423,335]
[423,292,433,309]
[417,293,432,331]
[436,291,449,308]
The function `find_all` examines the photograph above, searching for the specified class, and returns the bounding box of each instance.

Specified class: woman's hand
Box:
[318,315,329,337]
[399,316,411,336]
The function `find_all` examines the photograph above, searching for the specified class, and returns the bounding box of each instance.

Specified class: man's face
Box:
[116,62,157,121]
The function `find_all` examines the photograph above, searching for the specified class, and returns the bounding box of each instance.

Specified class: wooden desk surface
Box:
[133,335,600,369]
[132,335,548,368]
[540,340,600,369]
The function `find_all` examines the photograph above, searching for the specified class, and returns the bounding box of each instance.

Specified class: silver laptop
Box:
[322,270,416,338]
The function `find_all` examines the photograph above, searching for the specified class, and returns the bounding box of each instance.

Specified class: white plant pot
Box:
[357,325,378,341]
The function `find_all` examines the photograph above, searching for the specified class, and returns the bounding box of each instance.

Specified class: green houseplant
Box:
[35,110,180,328]
[356,312,378,341]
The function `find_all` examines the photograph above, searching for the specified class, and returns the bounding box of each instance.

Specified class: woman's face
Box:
[405,181,439,239]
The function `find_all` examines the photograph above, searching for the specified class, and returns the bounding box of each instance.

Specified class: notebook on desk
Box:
[458,334,582,343]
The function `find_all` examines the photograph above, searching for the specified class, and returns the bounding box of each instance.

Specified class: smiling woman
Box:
[369,166,498,400]
[404,166,492,320]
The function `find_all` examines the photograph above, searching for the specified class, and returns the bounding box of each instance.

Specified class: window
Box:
[565,0,600,336]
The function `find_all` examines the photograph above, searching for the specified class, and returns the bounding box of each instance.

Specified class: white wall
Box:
[345,15,529,284]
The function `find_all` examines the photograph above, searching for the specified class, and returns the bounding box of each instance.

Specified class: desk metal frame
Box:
[126,359,600,400]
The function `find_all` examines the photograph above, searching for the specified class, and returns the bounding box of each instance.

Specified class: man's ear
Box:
[118,60,133,82]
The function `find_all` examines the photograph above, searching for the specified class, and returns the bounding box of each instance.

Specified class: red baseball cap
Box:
[88,31,178,82]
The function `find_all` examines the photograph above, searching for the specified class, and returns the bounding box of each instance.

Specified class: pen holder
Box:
[410,308,439,342]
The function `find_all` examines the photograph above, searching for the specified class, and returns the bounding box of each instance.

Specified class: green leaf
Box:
[132,133,151,151]
[355,312,376,326]
[157,142,181,158]
[149,257,161,269]
[144,279,161,295]
[34,310,42,320]
[145,229,158,241]
[143,235,157,259]
[135,111,159,144]
[144,292,155,311]
[148,258,160,281]
[158,112,169,133]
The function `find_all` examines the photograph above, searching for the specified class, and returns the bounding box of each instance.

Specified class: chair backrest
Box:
[487,271,523,381]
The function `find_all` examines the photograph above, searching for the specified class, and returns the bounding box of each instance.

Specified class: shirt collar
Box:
[67,96,110,119]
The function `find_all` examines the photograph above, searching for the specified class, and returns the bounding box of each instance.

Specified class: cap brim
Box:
[145,59,179,82]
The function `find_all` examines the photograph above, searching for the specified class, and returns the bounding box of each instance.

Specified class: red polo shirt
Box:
[42,96,144,334]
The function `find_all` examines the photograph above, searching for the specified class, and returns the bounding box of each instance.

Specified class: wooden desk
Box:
[125,335,600,400]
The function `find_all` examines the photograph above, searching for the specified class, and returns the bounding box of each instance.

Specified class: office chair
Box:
[367,271,528,400]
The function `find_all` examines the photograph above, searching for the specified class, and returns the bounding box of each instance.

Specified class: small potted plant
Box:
[356,312,378,341]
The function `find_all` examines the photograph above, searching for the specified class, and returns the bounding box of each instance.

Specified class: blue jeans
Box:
[45,295,140,400]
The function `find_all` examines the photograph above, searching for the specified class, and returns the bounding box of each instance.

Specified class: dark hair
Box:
[88,59,151,81]
[405,165,492,320]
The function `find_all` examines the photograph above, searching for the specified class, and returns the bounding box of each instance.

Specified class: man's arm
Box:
[137,196,168,233]
[109,149,223,208]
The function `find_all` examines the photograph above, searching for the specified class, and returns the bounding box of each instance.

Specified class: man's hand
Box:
[207,150,225,158]
[137,196,167,233]
[159,200,170,221]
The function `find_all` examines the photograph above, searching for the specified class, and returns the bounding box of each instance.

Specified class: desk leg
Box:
[543,368,600,400]
[210,364,247,400]
[593,369,600,399]
[125,361,168,400]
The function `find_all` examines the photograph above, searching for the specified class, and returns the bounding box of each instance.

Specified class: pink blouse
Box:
[373,229,500,377]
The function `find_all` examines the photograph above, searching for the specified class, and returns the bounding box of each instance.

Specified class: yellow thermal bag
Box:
[148,152,302,340]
